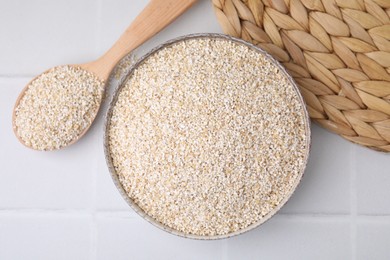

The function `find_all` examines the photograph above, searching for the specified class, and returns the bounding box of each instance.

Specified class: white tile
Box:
[0,215,91,260]
[226,216,351,260]
[96,216,224,260]
[357,221,390,260]
[0,78,98,209]
[355,146,390,215]
[280,124,351,214]
[0,0,98,76]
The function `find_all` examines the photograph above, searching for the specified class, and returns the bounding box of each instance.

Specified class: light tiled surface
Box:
[96,215,225,260]
[226,216,351,259]
[356,149,390,215]
[0,215,91,260]
[0,0,389,259]
[356,220,390,260]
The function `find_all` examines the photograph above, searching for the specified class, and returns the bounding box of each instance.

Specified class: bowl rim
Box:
[103,33,312,240]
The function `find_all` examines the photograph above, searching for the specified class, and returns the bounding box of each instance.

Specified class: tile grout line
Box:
[0,75,34,80]
[90,1,103,259]
[350,146,357,260]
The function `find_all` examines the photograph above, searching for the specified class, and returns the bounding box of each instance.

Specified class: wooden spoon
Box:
[13,0,197,151]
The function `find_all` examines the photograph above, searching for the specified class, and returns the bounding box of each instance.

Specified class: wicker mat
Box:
[212,0,390,152]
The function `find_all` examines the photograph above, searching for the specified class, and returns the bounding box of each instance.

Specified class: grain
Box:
[108,37,309,237]
[14,65,104,150]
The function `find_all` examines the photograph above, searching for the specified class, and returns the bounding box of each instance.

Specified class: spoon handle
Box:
[85,0,198,80]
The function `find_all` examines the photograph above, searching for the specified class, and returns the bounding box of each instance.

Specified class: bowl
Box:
[104,33,311,240]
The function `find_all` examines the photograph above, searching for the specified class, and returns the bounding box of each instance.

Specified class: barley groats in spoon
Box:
[105,34,311,239]
[12,0,197,151]
[14,66,104,150]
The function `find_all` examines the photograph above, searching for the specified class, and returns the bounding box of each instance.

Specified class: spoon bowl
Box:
[13,65,105,150]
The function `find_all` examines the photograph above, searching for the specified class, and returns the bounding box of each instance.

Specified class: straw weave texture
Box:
[212,0,390,152]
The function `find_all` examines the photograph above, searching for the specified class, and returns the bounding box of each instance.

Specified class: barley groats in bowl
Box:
[105,34,311,239]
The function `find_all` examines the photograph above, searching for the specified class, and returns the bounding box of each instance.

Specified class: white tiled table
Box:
[0,1,389,259]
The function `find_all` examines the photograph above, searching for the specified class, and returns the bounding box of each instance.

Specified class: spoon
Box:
[13,0,197,151]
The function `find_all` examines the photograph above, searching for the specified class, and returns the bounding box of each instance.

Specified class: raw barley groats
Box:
[14,65,104,150]
[107,35,310,238]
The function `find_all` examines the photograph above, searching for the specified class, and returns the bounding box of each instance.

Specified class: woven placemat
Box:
[212,0,390,152]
